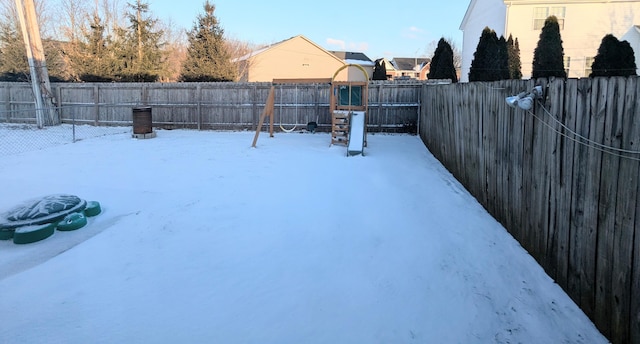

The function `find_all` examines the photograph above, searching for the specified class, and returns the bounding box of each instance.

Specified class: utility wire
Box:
[526,101,640,162]
[535,99,640,155]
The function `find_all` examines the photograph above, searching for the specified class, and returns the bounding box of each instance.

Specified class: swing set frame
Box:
[252,78,331,147]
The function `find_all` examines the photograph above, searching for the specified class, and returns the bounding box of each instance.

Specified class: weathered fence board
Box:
[630,77,640,344]
[554,78,576,290]
[593,77,613,339]
[420,76,640,344]
[611,76,639,344]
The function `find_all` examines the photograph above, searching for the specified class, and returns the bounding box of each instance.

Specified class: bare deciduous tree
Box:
[226,36,257,82]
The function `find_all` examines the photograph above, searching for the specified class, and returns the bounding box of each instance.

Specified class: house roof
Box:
[460,0,479,30]
[329,51,372,62]
[391,57,431,71]
[330,51,375,67]
[234,35,346,65]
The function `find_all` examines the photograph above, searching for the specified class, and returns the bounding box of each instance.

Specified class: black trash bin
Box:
[132,106,153,135]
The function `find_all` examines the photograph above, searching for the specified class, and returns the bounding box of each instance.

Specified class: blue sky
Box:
[151,0,470,59]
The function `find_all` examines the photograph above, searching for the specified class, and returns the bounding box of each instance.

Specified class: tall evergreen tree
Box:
[427,37,458,83]
[497,36,510,80]
[66,13,117,81]
[507,35,522,79]
[180,1,236,82]
[0,21,29,81]
[372,58,387,80]
[469,27,507,82]
[590,34,637,77]
[114,0,165,82]
[532,16,566,78]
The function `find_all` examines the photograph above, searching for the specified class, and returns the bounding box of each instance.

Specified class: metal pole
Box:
[72,109,76,143]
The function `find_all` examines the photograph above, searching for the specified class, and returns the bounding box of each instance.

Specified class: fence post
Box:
[314,83,319,123]
[55,85,62,122]
[93,84,99,126]
[252,84,257,131]
[378,82,384,131]
[416,84,427,137]
[142,83,148,105]
[3,84,10,122]
[197,83,202,130]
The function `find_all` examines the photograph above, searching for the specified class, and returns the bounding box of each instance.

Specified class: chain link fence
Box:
[0,106,130,156]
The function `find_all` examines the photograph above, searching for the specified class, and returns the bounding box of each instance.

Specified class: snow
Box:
[344,59,376,67]
[0,127,607,343]
[1,194,85,227]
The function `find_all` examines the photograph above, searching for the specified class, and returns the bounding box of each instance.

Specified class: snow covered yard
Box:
[0,129,606,343]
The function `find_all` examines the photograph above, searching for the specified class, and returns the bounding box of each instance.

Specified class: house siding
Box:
[506,1,640,78]
[244,36,345,82]
[621,26,640,75]
[460,0,507,82]
[460,0,640,81]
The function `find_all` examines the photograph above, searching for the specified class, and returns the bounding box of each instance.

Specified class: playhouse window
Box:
[338,85,362,107]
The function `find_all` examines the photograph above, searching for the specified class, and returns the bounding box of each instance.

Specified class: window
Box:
[338,85,362,107]
[533,7,565,30]
[564,56,571,76]
[584,56,595,77]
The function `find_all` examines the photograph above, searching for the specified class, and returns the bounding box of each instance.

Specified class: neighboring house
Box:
[380,57,431,80]
[459,0,640,81]
[621,25,640,75]
[234,35,367,82]
[329,51,375,80]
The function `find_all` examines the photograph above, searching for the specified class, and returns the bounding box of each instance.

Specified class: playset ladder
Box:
[331,110,349,145]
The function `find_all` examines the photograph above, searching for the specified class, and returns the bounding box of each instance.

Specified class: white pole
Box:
[15,0,44,128]
[23,0,57,125]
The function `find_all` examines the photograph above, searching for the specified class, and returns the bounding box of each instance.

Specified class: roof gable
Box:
[460,0,479,30]
[236,35,345,65]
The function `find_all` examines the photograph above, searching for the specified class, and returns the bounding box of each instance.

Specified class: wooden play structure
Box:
[330,64,369,154]
[252,65,369,155]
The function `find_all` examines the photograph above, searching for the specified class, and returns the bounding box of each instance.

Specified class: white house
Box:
[621,25,640,75]
[459,0,640,81]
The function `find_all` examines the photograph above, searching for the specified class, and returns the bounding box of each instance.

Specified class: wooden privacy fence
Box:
[420,77,640,344]
[0,81,441,132]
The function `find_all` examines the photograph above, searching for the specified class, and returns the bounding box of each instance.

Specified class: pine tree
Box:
[532,16,566,78]
[180,1,236,82]
[590,34,637,77]
[0,21,29,81]
[469,27,506,82]
[114,0,165,82]
[507,35,522,79]
[372,58,387,80]
[65,13,117,81]
[497,36,510,80]
[427,37,458,83]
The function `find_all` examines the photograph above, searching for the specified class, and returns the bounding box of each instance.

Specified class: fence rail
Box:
[419,76,640,344]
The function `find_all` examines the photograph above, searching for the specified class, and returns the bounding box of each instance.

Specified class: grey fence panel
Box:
[419,76,640,344]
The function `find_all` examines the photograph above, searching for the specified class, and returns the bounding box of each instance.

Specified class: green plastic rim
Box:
[84,201,102,217]
[13,222,56,244]
[0,229,14,240]
[57,212,88,231]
